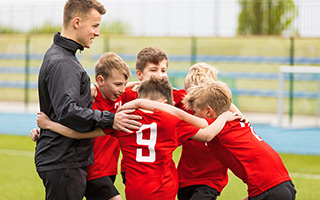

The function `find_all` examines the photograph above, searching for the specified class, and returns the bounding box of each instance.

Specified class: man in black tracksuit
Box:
[35,1,141,199]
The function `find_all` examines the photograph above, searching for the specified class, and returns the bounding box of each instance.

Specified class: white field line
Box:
[0,149,34,157]
[1,149,320,180]
[289,172,320,180]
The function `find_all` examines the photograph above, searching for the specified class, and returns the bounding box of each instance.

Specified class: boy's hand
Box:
[242,196,249,200]
[113,109,142,133]
[220,111,242,122]
[91,83,98,102]
[126,81,140,90]
[37,112,52,130]
[30,128,40,142]
[236,112,250,124]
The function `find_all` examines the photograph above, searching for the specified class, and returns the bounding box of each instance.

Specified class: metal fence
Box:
[0,35,319,116]
[0,0,320,37]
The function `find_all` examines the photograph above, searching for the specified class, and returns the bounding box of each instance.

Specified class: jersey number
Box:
[240,122,263,141]
[136,123,157,162]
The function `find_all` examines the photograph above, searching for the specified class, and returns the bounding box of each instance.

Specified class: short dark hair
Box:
[136,46,168,72]
[138,76,174,105]
[63,0,106,27]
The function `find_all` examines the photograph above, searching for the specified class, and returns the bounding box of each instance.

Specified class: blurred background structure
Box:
[0,0,320,128]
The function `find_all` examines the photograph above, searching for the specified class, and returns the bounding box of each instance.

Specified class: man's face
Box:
[136,59,168,81]
[98,69,128,102]
[76,9,101,48]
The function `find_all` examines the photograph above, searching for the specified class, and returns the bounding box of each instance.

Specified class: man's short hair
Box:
[63,0,106,27]
[136,46,168,72]
[95,52,131,80]
[138,76,174,105]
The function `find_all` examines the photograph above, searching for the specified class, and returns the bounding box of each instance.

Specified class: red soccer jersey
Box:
[176,88,228,192]
[177,140,228,192]
[173,89,193,114]
[86,87,123,181]
[111,109,200,200]
[206,118,291,197]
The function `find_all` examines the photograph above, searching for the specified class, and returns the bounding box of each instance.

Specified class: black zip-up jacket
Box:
[35,32,114,172]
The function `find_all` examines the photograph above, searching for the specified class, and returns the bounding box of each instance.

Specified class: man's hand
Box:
[30,128,40,142]
[113,109,142,133]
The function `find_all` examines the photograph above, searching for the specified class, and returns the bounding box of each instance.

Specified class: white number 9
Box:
[136,123,157,162]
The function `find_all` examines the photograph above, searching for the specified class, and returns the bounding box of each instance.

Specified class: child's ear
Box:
[206,106,214,118]
[96,75,104,86]
[136,70,143,81]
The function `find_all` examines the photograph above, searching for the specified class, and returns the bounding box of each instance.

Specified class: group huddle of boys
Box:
[34,45,296,200]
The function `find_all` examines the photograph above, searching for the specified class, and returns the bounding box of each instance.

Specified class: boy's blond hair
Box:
[136,46,168,71]
[95,52,131,80]
[184,62,219,89]
[138,76,174,105]
[183,80,232,116]
[63,0,106,28]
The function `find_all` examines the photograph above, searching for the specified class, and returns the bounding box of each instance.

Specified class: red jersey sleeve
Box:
[121,87,138,103]
[173,89,194,114]
[176,120,200,145]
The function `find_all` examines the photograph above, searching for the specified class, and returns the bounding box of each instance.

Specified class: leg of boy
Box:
[249,181,296,200]
[178,185,220,200]
[85,176,120,200]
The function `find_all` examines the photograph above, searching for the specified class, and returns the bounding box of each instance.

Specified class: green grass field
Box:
[1,134,320,200]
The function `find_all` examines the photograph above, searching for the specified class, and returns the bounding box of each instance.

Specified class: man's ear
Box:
[73,17,81,29]
[96,75,104,86]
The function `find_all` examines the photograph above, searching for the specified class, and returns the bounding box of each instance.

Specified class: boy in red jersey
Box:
[35,76,241,200]
[120,46,192,112]
[178,62,230,200]
[120,80,297,200]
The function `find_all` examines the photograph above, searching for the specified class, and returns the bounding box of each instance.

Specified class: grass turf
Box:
[1,134,320,199]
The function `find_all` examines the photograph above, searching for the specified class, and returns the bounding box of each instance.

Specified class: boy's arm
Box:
[37,112,105,139]
[190,111,241,142]
[120,99,208,128]
[125,81,140,89]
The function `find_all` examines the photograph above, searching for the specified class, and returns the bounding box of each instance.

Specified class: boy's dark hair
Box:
[136,46,168,71]
[138,76,174,105]
[63,0,106,27]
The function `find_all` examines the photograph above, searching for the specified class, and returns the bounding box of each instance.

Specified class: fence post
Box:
[289,36,294,123]
[191,37,197,66]
[104,36,110,53]
[24,35,30,108]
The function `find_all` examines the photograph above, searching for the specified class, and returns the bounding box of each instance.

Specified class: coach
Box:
[35,0,141,199]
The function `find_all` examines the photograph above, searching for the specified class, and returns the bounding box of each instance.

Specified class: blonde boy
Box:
[178,62,228,200]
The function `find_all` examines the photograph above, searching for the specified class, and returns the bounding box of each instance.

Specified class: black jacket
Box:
[35,32,114,172]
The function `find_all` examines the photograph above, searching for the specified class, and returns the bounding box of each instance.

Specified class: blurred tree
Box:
[237,0,297,35]
[29,21,61,34]
[0,24,21,34]
[100,20,130,35]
